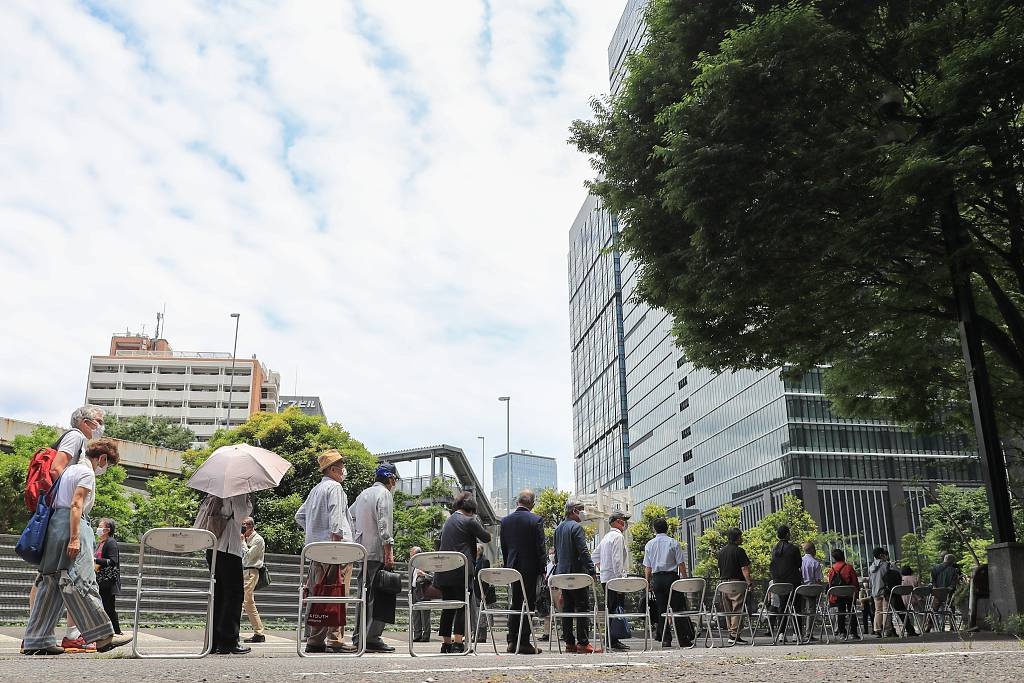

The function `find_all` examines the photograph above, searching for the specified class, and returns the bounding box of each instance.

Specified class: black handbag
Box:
[255,565,272,591]
[374,569,403,594]
[96,564,120,585]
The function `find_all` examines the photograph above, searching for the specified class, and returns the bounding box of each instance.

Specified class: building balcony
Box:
[86,388,119,400]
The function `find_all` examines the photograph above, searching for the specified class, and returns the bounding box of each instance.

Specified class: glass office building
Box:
[491,451,559,517]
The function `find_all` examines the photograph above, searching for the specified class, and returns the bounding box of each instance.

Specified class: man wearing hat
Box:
[598,510,632,651]
[295,450,355,653]
[553,500,598,653]
[350,462,399,652]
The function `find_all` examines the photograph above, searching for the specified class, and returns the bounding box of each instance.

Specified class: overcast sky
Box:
[0,1,626,491]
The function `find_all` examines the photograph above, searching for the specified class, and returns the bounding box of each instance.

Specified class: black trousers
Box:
[650,573,693,645]
[439,584,467,638]
[99,583,121,635]
[560,587,591,646]
[833,597,857,635]
[207,550,243,650]
[507,573,538,645]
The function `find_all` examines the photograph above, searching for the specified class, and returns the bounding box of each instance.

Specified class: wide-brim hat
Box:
[318,450,343,472]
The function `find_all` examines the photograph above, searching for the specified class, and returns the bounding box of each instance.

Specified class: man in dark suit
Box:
[553,500,597,653]
[500,489,546,654]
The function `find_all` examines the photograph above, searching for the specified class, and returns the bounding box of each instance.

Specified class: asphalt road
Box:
[0,630,1019,682]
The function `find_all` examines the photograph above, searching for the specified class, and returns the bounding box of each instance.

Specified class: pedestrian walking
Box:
[241,517,266,644]
[351,462,399,653]
[716,527,753,646]
[499,489,545,654]
[642,517,692,648]
[93,518,122,635]
[598,511,631,651]
[435,491,491,653]
[295,450,355,653]
[553,500,597,654]
[409,547,433,642]
[22,439,132,655]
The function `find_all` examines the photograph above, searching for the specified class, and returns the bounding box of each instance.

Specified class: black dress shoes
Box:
[365,642,395,653]
[214,645,252,654]
[243,634,266,643]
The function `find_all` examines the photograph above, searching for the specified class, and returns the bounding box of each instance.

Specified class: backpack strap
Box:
[50,429,74,451]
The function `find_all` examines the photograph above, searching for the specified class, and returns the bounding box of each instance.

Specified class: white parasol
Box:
[187,443,292,498]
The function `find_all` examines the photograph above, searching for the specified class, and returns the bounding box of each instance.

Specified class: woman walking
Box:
[94,518,122,635]
[435,492,491,653]
[22,440,132,655]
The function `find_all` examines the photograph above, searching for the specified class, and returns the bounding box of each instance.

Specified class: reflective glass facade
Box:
[491,451,558,517]
[568,196,630,495]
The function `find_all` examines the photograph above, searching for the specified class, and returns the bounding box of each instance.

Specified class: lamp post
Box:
[498,396,510,515]
[477,435,486,498]
[225,313,240,428]
[498,396,510,453]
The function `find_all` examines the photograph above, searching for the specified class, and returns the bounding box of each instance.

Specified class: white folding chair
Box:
[547,573,600,653]
[885,585,916,637]
[790,583,826,643]
[752,582,796,644]
[909,585,933,633]
[663,578,706,648]
[823,585,862,642]
[604,577,652,652]
[409,551,471,657]
[706,580,754,647]
[297,541,368,657]
[473,567,534,655]
[132,528,217,659]
[928,587,961,633]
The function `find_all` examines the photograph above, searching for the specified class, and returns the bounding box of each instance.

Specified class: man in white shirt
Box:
[295,450,355,653]
[598,511,631,651]
[642,517,692,647]
[350,463,398,653]
[241,517,266,644]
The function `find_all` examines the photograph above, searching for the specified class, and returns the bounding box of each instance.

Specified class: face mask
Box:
[94,458,108,476]
[91,423,105,438]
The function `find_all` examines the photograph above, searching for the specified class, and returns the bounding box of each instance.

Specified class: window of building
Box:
[678,376,688,389]
[681,427,691,439]
[679,399,689,412]
[685,496,696,507]
[684,472,694,485]
[676,356,685,368]
[682,450,693,462]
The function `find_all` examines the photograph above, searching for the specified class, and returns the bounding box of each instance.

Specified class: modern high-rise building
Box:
[84,333,281,444]
[491,451,558,518]
[568,0,982,570]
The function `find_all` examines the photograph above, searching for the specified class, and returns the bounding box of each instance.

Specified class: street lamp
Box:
[225,313,240,428]
[477,436,485,498]
[498,396,510,515]
[498,396,510,453]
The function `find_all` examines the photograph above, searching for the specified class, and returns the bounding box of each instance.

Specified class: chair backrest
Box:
[670,578,706,611]
[889,584,914,599]
[302,541,367,566]
[911,585,933,600]
[931,587,953,606]
[411,550,468,574]
[714,580,748,607]
[141,528,216,555]
[478,567,523,588]
[607,577,648,595]
[794,583,826,599]
[549,573,595,591]
[825,585,857,600]
[766,581,795,597]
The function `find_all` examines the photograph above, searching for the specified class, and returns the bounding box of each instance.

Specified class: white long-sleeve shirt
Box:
[217,494,252,558]
[351,482,394,562]
[295,476,353,544]
[242,531,265,569]
[598,527,628,584]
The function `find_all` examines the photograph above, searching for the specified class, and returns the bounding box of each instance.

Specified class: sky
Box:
[0,1,627,492]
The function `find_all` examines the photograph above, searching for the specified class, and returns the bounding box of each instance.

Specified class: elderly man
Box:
[351,462,398,653]
[927,554,963,632]
[554,500,597,654]
[500,489,546,654]
[241,517,266,644]
[598,510,631,651]
[295,450,354,653]
[410,547,433,642]
[643,517,692,648]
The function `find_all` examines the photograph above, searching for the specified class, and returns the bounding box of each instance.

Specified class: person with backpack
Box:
[21,439,132,655]
[23,406,106,652]
[827,548,859,640]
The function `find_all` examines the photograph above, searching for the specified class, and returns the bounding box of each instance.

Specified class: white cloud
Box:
[0,0,625,492]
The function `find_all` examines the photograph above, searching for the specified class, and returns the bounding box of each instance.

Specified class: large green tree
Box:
[571,1,1024,491]
[104,415,196,451]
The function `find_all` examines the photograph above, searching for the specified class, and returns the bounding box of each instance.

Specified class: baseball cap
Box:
[609,511,631,524]
[375,463,399,479]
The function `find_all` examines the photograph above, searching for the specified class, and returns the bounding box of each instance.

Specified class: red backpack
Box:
[24,432,69,512]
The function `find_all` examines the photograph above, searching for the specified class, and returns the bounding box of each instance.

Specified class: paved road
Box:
[0,629,1018,682]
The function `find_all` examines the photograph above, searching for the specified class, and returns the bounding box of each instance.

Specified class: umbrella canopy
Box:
[187,443,292,498]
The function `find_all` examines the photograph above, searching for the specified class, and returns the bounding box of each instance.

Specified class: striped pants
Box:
[24,522,113,649]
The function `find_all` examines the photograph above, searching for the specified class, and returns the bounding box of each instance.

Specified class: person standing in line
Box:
[240,517,266,644]
[716,527,753,646]
[500,489,546,654]
[826,548,860,640]
[926,554,962,632]
[295,450,355,653]
[768,525,803,637]
[93,518,122,635]
[536,548,557,642]
[435,492,492,653]
[472,543,497,645]
[800,542,823,585]
[642,517,692,648]
[598,511,631,651]
[206,493,252,654]
[868,547,892,637]
[22,439,132,655]
[554,500,598,654]
[409,547,433,642]
[351,463,399,653]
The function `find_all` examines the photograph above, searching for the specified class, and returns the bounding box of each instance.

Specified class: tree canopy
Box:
[571,0,1024,487]
[104,415,196,451]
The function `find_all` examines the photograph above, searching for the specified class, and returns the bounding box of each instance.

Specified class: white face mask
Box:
[90,421,105,438]
[94,459,108,476]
